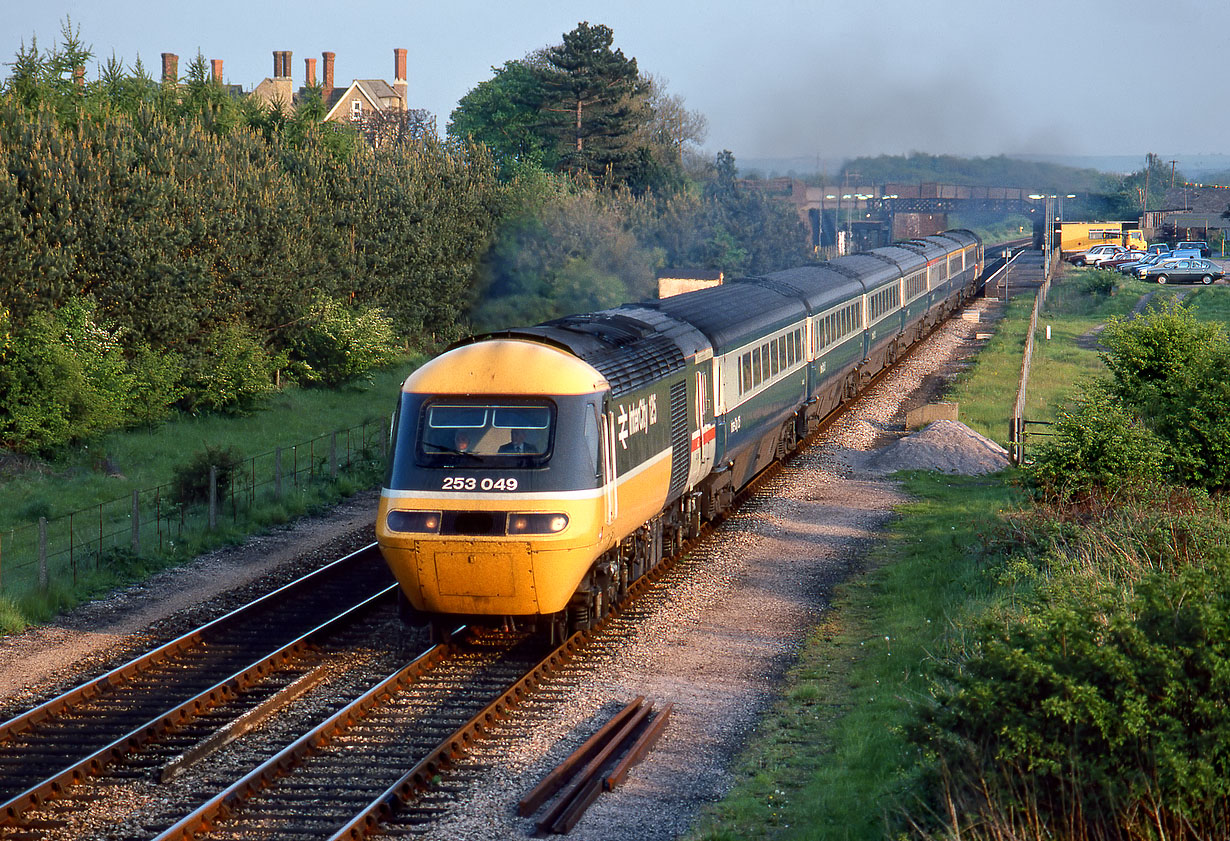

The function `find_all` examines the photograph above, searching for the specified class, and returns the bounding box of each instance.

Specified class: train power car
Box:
[376,230,983,639]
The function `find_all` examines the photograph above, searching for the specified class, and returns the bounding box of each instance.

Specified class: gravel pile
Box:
[860,419,1011,476]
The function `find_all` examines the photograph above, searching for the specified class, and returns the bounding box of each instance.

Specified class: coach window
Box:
[752,347,762,386]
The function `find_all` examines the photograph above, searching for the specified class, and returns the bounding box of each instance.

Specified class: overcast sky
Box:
[4,0,1225,168]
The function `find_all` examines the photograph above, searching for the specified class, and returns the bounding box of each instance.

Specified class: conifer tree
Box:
[539,22,646,183]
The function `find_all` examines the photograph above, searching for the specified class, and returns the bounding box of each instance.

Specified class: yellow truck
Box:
[1058,222,1147,257]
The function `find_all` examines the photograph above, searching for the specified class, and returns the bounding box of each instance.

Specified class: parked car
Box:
[1098,250,1146,270]
[1169,248,1202,260]
[1120,253,1166,275]
[1138,257,1224,284]
[1177,241,1211,258]
[1068,244,1126,266]
[1088,246,1135,267]
[1145,243,1170,256]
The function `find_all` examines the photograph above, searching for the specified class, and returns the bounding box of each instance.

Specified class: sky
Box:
[4,0,1227,170]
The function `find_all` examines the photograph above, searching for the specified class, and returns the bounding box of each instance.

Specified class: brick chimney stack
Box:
[305,57,317,88]
[274,50,294,79]
[211,59,223,83]
[161,52,178,85]
[322,51,335,101]
[393,48,407,109]
[269,51,294,106]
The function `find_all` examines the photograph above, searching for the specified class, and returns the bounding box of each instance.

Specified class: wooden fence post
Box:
[132,490,140,555]
[209,465,218,531]
[38,517,48,591]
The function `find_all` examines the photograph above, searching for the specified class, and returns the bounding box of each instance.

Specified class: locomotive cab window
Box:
[418,401,555,466]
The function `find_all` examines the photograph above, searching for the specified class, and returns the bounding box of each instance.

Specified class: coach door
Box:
[601,406,618,525]
[695,367,715,480]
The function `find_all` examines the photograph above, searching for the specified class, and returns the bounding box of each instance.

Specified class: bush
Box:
[1100,302,1230,490]
[1080,269,1118,296]
[287,295,403,387]
[0,299,134,452]
[1028,379,1166,497]
[171,444,244,504]
[912,555,1230,839]
[181,325,285,414]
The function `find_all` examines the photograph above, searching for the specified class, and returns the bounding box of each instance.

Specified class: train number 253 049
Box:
[441,476,519,491]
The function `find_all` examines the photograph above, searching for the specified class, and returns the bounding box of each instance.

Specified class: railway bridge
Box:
[744,178,1053,255]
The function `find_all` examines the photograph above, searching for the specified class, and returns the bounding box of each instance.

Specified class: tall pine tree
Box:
[539,22,646,183]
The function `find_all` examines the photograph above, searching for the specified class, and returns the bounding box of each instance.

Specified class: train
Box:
[376,230,984,640]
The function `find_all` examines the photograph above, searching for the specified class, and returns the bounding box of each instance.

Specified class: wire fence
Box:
[1008,248,1062,464]
[0,420,388,600]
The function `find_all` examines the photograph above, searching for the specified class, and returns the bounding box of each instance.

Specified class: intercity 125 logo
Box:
[616,394,658,449]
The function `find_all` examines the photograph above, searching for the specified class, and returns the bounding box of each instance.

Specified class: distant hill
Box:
[740,152,1114,194]
[741,153,1230,186]
[738,156,847,179]
[1013,154,1230,184]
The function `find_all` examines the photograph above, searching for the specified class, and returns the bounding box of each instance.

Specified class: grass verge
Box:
[0,358,422,632]
[686,471,1021,841]
[0,360,421,532]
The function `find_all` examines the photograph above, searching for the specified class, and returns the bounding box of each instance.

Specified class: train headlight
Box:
[386,510,442,534]
[506,513,569,534]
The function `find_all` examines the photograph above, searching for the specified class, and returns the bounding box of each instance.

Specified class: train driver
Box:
[498,428,534,454]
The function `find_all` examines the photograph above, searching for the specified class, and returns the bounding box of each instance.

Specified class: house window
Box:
[351,99,363,120]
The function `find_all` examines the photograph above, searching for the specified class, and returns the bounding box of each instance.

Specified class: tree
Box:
[448,57,556,177]
[1100,301,1230,490]
[175,52,239,136]
[1,18,93,122]
[539,22,647,183]
[639,73,707,164]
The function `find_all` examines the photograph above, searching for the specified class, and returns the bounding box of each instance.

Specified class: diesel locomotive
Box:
[377,230,984,639]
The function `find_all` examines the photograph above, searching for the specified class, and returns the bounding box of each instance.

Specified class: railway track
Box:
[0,545,398,829]
[0,478,723,840]
[0,282,1009,840]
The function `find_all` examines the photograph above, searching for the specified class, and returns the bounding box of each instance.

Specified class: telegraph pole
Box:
[1143,156,1151,237]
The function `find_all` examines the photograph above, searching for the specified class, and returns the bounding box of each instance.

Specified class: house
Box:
[250,48,408,122]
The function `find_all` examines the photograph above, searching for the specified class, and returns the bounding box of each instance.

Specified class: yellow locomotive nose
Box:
[377,494,605,616]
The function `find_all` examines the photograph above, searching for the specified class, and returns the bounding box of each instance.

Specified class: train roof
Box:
[640,281,806,353]
[464,307,708,398]
[751,265,865,313]
[866,244,927,274]
[827,253,903,289]
[932,228,980,249]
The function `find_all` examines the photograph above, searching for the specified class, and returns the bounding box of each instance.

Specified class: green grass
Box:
[946,269,1230,447]
[1025,270,1230,427]
[941,294,1033,446]
[0,360,421,533]
[0,358,422,629]
[687,472,1021,841]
